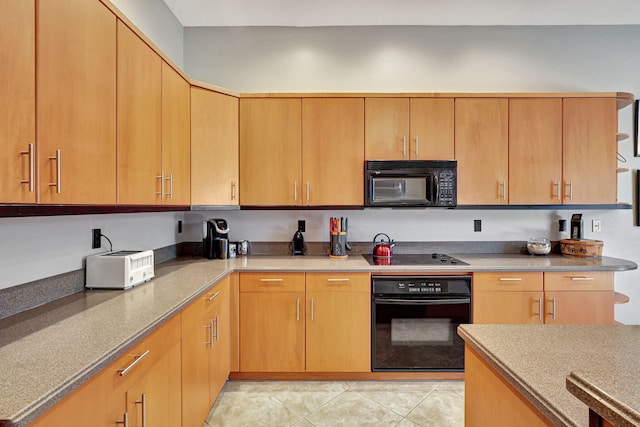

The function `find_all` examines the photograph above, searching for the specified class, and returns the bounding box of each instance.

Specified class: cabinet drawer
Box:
[104,314,181,390]
[544,272,613,291]
[182,277,229,325]
[306,272,370,292]
[239,272,305,293]
[474,272,543,292]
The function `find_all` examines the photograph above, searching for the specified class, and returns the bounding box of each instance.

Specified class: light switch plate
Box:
[592,219,601,233]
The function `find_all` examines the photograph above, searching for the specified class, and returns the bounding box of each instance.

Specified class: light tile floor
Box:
[203,380,464,427]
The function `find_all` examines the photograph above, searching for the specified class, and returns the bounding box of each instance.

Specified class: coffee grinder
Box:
[291,220,306,256]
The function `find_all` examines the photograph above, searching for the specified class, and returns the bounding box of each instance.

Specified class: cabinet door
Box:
[181,304,215,427]
[544,291,614,325]
[239,98,301,205]
[209,280,230,401]
[563,98,617,204]
[509,98,563,204]
[0,0,35,203]
[473,291,544,324]
[409,98,454,160]
[455,98,508,204]
[126,339,182,427]
[191,88,239,206]
[305,273,371,372]
[38,0,116,204]
[302,98,365,205]
[117,21,162,204]
[365,98,410,160]
[161,62,190,205]
[239,272,305,372]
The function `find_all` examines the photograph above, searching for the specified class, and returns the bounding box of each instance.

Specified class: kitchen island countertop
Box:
[0,253,636,426]
[458,324,640,427]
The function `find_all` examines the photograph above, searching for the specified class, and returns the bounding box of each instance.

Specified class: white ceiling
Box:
[162,0,640,27]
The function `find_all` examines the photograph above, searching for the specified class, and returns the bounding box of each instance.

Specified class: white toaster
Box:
[86,250,155,289]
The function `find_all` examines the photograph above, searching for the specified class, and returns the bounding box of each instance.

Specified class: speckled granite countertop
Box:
[458,324,640,427]
[0,254,636,426]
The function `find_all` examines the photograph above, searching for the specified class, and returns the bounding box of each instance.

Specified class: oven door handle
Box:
[374,297,470,305]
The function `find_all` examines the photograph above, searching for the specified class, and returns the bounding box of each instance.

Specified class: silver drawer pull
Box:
[49,149,61,193]
[115,412,129,427]
[260,278,284,282]
[207,291,220,301]
[569,277,595,281]
[499,278,523,281]
[117,350,150,376]
[327,278,350,282]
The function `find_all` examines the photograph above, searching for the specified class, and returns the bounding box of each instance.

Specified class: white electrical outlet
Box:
[592,219,601,233]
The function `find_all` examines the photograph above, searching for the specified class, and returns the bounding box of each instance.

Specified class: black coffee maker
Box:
[203,219,230,259]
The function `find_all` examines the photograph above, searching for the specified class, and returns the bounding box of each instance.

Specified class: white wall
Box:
[109,0,184,67]
[183,24,640,324]
[0,212,185,289]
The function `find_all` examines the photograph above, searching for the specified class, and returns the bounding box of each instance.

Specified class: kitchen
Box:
[2,0,640,426]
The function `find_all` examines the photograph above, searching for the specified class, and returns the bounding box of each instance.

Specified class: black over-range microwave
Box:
[365,160,457,208]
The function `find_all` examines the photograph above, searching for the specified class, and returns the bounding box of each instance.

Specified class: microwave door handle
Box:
[374,298,470,305]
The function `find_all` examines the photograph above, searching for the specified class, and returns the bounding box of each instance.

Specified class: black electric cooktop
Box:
[362,253,469,266]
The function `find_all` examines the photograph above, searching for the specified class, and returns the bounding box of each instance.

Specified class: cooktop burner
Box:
[362,253,469,266]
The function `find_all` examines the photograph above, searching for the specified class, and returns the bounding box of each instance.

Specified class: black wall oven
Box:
[372,275,472,372]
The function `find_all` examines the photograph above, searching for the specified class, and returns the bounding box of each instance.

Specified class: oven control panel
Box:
[372,275,471,296]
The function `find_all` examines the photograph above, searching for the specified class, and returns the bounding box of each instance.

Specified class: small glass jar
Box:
[527,237,551,255]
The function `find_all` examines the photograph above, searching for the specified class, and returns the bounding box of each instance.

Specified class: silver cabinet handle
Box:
[134,393,147,427]
[115,412,129,427]
[554,180,560,201]
[310,297,315,321]
[306,181,310,202]
[118,350,150,376]
[402,136,407,156]
[215,315,220,342]
[294,181,298,202]
[20,143,35,192]
[260,278,284,282]
[231,181,237,200]
[207,291,220,302]
[535,298,543,321]
[565,180,573,200]
[210,317,219,347]
[548,297,557,320]
[296,297,300,321]
[156,172,165,198]
[500,180,507,201]
[48,149,61,193]
[415,136,419,156]
[164,172,173,199]
[327,278,351,282]
[499,277,522,282]
[569,276,595,281]
[205,322,213,348]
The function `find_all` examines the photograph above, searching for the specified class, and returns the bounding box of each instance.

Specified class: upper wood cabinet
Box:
[301,98,365,206]
[240,98,302,206]
[563,98,617,205]
[117,20,162,205]
[365,98,454,160]
[409,98,455,160]
[509,98,563,205]
[191,87,239,206]
[161,62,191,205]
[455,98,509,205]
[0,0,35,203]
[38,0,117,204]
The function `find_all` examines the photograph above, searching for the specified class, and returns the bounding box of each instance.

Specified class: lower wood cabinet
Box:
[182,276,230,427]
[30,315,182,427]
[305,273,370,372]
[473,271,614,325]
[239,272,371,373]
[239,272,306,372]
